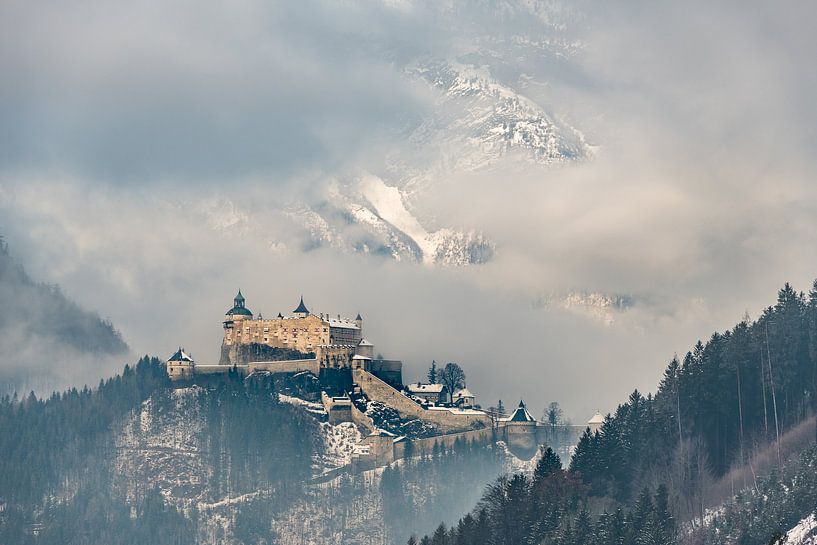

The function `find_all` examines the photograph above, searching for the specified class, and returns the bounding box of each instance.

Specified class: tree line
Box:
[410,447,677,545]
[570,282,817,516]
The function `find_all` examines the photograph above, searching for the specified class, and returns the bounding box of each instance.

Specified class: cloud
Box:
[0,0,438,182]
[2,0,817,419]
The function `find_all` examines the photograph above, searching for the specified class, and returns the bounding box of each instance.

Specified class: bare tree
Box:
[438,362,466,402]
[543,401,563,427]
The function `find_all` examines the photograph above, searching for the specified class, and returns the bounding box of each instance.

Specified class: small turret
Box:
[167,347,195,380]
[355,312,363,332]
[588,411,604,434]
[356,338,374,359]
[293,296,310,318]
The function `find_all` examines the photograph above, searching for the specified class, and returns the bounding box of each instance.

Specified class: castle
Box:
[168,291,402,386]
[220,291,367,368]
[167,290,599,469]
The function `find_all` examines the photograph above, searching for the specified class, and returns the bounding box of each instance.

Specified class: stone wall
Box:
[321,392,353,424]
[366,359,403,387]
[393,427,495,459]
[352,369,491,432]
[350,399,376,433]
[248,359,321,375]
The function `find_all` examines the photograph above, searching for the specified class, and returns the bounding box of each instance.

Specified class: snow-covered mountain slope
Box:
[533,290,636,325]
[187,2,591,267]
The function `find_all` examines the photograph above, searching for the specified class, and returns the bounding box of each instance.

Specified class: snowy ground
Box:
[783,515,817,545]
[279,393,327,416]
[496,441,541,475]
[315,421,363,470]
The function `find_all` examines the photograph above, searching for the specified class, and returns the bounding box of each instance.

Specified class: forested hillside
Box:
[569,282,817,514]
[413,281,817,545]
[0,358,318,544]
[0,236,127,357]
[0,236,128,394]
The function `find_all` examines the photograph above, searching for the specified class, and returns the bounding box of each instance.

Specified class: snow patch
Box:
[783,515,817,545]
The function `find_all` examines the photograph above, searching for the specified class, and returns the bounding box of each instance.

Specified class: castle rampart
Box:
[352,368,491,432]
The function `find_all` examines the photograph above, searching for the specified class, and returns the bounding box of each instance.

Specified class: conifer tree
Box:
[428,361,438,384]
[533,447,562,484]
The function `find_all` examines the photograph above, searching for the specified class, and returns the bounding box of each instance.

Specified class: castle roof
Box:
[407,383,446,394]
[588,412,605,425]
[358,338,374,347]
[226,305,253,317]
[356,313,363,321]
[293,296,310,315]
[327,317,359,330]
[453,388,474,400]
[351,354,372,361]
[508,401,536,423]
[226,289,253,316]
[168,348,194,362]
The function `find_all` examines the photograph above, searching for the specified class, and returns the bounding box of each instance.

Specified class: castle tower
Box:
[225,290,253,322]
[355,312,363,333]
[167,348,195,380]
[356,338,374,359]
[587,412,604,434]
[292,296,310,318]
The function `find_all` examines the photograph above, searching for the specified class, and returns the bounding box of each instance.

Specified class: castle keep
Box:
[220,291,365,368]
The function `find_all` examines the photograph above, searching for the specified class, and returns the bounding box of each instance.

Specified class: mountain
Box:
[0,237,128,393]
[185,1,592,267]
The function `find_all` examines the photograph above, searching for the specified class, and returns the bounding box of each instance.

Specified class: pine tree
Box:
[428,361,438,384]
[653,484,676,545]
[533,447,562,484]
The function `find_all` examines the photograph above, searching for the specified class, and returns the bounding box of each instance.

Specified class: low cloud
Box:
[2,1,817,419]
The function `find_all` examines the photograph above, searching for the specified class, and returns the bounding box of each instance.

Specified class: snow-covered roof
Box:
[453,388,474,399]
[407,383,445,394]
[427,406,486,416]
[588,412,605,425]
[506,401,536,423]
[351,354,371,360]
[168,348,194,362]
[358,338,374,347]
[368,429,396,438]
[327,317,360,329]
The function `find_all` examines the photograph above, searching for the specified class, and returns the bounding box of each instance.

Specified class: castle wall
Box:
[248,359,320,375]
[349,398,376,433]
[366,360,402,388]
[502,422,539,458]
[352,369,491,433]
[392,427,495,459]
[321,392,353,424]
[223,314,332,359]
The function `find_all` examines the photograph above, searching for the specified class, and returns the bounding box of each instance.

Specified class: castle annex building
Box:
[221,291,367,367]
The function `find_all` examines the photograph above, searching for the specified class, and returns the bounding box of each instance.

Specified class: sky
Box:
[2,0,817,420]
